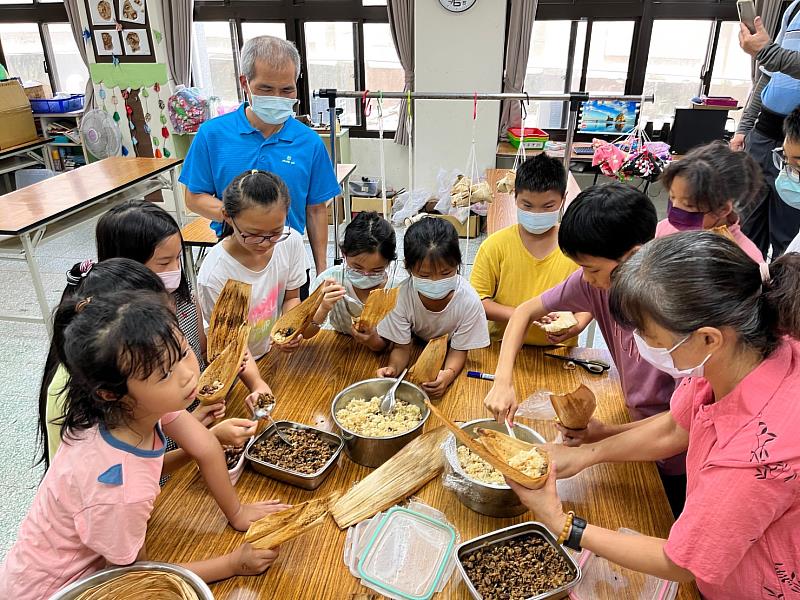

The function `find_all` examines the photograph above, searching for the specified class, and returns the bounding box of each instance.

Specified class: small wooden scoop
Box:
[425,400,549,489]
[270,284,325,346]
[549,384,596,430]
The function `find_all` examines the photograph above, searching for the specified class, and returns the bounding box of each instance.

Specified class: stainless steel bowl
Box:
[331,378,430,467]
[245,420,343,490]
[50,561,214,599]
[443,418,545,518]
[455,522,582,600]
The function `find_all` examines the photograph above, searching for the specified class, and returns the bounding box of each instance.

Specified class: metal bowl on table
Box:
[455,522,582,600]
[245,420,343,490]
[443,418,545,518]
[50,561,213,599]
[331,377,430,468]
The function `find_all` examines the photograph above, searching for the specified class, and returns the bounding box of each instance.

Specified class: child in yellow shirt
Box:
[471,153,589,345]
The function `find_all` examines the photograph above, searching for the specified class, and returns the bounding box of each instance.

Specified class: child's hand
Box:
[274,334,303,353]
[230,500,293,532]
[421,368,456,399]
[320,279,347,311]
[192,402,225,427]
[377,366,396,378]
[230,543,280,576]
[238,349,251,374]
[211,418,257,447]
[533,312,581,345]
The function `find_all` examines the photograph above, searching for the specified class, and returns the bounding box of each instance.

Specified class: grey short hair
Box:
[609,230,800,357]
[241,36,301,81]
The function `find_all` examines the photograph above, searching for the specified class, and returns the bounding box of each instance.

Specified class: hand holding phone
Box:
[738,0,757,35]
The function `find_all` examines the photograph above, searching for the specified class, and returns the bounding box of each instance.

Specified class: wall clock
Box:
[439,0,478,13]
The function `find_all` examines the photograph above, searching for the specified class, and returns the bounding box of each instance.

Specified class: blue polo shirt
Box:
[179,104,341,236]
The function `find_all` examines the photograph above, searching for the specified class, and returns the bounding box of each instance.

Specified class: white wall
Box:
[350,137,409,190]
[413,0,506,190]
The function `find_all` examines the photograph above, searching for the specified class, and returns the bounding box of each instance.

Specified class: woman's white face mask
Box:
[633,331,712,379]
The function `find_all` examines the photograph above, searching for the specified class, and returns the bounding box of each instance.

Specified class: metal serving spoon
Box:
[253,396,294,446]
[379,368,408,414]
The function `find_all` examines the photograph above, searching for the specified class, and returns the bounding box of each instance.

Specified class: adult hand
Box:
[483,380,518,425]
[556,418,609,447]
[730,133,746,152]
[377,365,397,378]
[193,402,225,427]
[212,418,258,447]
[421,369,456,399]
[229,499,292,532]
[506,464,566,534]
[230,543,280,576]
[739,16,771,57]
[540,442,594,479]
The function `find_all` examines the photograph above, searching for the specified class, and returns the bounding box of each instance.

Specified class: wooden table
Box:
[485,168,583,234]
[0,156,182,334]
[146,332,699,600]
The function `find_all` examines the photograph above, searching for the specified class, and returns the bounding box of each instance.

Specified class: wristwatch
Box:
[565,514,587,551]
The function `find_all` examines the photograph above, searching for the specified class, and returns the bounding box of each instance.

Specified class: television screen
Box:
[578,100,640,135]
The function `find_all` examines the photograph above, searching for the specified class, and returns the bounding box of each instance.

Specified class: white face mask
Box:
[516,207,560,234]
[412,274,459,300]
[633,331,712,379]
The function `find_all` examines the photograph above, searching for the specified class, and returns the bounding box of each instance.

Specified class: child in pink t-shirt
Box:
[1,292,289,599]
[508,231,800,599]
[656,141,763,262]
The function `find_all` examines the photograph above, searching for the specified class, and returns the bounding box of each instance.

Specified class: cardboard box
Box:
[350,196,394,216]
[0,80,37,150]
[429,214,483,238]
[22,81,46,100]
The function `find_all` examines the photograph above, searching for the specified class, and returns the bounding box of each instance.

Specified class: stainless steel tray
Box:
[455,521,582,600]
[50,561,213,599]
[245,420,343,490]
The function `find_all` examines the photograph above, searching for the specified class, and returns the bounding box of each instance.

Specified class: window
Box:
[304,21,357,126]
[0,23,51,95]
[45,23,89,94]
[585,21,635,94]
[710,21,753,130]
[241,22,287,43]
[640,20,713,126]
[523,20,573,129]
[363,23,403,131]
[192,21,239,108]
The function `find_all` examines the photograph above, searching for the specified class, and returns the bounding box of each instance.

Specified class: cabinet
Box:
[34,109,91,172]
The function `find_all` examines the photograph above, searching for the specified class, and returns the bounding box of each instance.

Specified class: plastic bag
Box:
[390,189,430,226]
[515,390,558,421]
[167,85,209,134]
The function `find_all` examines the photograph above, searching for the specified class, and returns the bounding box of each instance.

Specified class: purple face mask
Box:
[666,200,705,231]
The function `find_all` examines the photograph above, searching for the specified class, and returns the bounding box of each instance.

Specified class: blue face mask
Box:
[412,274,459,300]
[346,267,386,290]
[775,169,800,210]
[516,208,560,234]
[248,86,297,125]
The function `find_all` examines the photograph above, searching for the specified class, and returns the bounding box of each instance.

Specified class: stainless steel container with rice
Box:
[331,377,430,467]
[443,418,545,518]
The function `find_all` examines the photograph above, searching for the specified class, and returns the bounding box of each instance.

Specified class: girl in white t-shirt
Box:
[198,170,307,398]
[372,217,490,399]
[306,211,397,346]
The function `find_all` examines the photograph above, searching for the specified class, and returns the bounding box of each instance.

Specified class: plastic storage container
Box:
[357,507,457,600]
[569,529,677,600]
[507,127,549,150]
[30,94,85,114]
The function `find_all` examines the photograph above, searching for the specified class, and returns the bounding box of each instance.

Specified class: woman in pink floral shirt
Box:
[510,230,800,599]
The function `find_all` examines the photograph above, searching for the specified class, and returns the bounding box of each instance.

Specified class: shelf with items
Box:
[34,109,91,172]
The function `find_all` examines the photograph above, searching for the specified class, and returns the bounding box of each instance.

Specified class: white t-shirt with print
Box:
[377,276,490,351]
[197,231,306,359]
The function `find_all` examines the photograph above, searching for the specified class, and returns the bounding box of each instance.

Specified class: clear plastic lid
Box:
[357,507,457,600]
[569,529,678,600]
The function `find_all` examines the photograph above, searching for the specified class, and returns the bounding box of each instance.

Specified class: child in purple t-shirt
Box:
[484,182,685,515]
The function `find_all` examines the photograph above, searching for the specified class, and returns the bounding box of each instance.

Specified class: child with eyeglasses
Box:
[775,106,800,254]
[304,211,397,347]
[198,170,307,367]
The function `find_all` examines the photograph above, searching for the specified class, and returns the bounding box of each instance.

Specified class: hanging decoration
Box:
[82,29,92,43]
[98,83,108,112]
[153,30,163,45]
[151,81,170,158]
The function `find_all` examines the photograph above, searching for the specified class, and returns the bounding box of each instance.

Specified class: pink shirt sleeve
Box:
[74,501,152,565]
[664,463,797,584]
[669,378,695,431]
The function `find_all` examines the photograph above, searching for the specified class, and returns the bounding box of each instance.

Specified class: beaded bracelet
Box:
[556,511,574,545]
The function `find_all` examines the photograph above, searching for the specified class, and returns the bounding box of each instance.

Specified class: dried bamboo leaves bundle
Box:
[207,279,252,362]
[450,175,494,207]
[496,169,516,194]
[354,287,400,332]
[74,571,198,600]
[245,492,340,550]
[407,334,449,385]
[331,427,449,529]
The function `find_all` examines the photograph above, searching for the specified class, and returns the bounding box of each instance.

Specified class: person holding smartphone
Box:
[735,0,800,257]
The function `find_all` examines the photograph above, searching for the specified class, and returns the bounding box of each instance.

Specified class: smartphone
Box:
[738,0,757,34]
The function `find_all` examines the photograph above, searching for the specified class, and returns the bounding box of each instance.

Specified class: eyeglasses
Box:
[772,148,800,182]
[346,265,387,277]
[231,217,290,245]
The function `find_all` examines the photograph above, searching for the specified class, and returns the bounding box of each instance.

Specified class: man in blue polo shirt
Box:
[180,36,341,294]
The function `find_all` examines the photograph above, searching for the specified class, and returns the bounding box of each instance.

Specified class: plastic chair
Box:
[15,168,56,189]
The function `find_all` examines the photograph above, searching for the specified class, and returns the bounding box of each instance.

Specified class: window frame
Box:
[194,0,392,137]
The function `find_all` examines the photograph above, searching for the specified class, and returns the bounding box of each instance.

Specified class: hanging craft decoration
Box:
[98,83,108,112]
[82,29,92,43]
[153,30,163,45]
[151,81,170,158]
